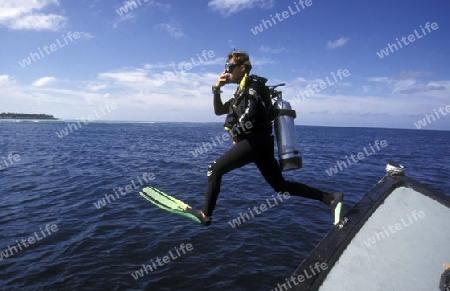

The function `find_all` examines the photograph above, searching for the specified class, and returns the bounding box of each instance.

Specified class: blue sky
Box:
[1,0,449,130]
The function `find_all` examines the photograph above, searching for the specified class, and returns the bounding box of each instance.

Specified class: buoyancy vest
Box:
[223,74,274,138]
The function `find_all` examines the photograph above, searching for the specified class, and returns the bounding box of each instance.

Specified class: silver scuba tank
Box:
[273,98,302,171]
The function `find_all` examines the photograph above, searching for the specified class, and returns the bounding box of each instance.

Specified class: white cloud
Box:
[0,0,67,31]
[155,23,186,38]
[251,56,277,66]
[0,0,53,19]
[2,63,448,127]
[367,77,391,83]
[149,1,172,13]
[8,14,66,31]
[392,70,432,80]
[87,84,107,91]
[399,84,446,94]
[143,62,177,70]
[113,11,137,28]
[0,75,109,118]
[366,71,449,96]
[94,64,225,122]
[326,37,349,49]
[208,0,274,16]
[143,57,223,73]
[100,70,149,84]
[113,1,172,28]
[32,77,56,87]
[281,70,448,128]
[0,74,15,84]
[79,32,94,39]
[259,45,290,54]
[391,79,417,94]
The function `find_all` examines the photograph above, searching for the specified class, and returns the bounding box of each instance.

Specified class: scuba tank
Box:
[273,90,302,171]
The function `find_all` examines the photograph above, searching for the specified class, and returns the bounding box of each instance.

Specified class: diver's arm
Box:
[213,72,231,115]
[213,92,230,116]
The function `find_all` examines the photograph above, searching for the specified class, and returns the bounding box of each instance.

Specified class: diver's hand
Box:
[214,71,230,88]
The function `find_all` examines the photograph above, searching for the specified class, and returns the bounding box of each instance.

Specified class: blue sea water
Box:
[0,121,449,291]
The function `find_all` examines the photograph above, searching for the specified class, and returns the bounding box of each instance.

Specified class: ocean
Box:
[0,121,449,290]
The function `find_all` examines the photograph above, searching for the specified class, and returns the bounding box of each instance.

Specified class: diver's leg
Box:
[201,139,257,217]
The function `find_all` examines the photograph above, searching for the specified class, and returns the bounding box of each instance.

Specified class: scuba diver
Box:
[189,51,343,226]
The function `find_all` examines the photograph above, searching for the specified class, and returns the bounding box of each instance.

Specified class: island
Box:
[0,112,58,120]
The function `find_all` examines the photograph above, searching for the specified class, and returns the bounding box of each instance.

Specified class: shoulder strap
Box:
[248,75,272,107]
[248,74,268,85]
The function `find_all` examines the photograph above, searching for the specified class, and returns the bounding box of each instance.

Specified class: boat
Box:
[286,161,450,291]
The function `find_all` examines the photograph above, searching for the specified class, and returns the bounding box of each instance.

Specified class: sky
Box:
[1,0,449,130]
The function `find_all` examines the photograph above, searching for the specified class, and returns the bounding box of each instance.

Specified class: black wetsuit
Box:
[202,75,327,217]
[440,269,450,291]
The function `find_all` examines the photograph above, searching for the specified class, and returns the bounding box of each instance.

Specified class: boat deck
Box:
[319,186,450,291]
[289,170,450,291]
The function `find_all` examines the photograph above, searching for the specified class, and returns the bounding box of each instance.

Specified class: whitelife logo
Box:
[131,243,193,280]
[0,224,58,261]
[250,0,313,35]
[325,140,388,176]
[0,153,21,171]
[376,22,439,59]
[93,172,155,209]
[154,50,215,86]
[115,0,153,16]
[270,262,328,291]
[363,210,425,247]
[413,104,450,129]
[289,69,350,105]
[228,192,290,228]
[18,31,81,68]
[55,102,118,139]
